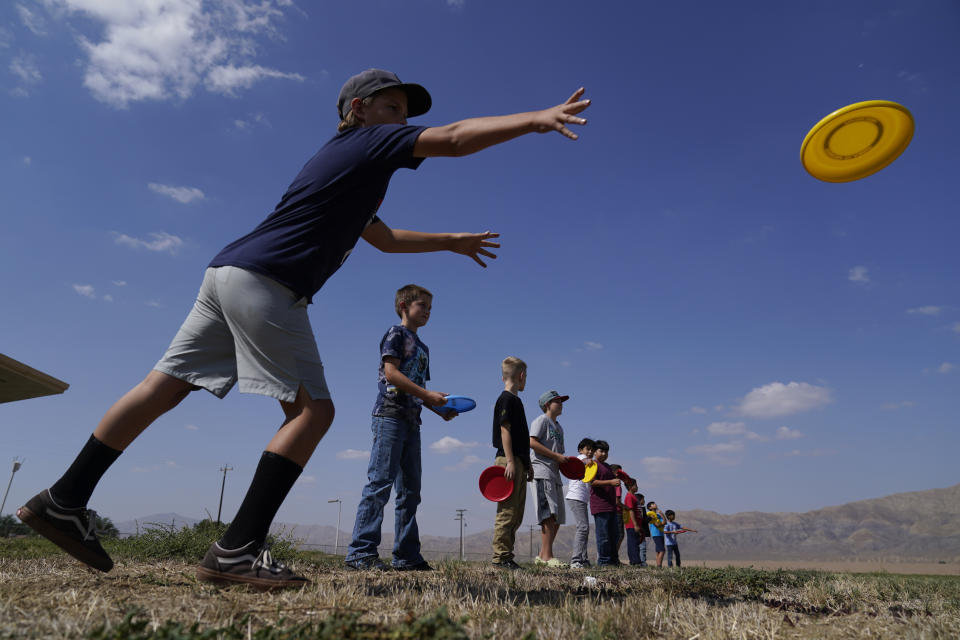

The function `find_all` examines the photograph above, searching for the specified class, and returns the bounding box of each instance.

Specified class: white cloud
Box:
[184,424,199,431]
[205,64,303,95]
[113,280,127,286]
[146,300,163,308]
[43,0,301,108]
[938,362,954,374]
[784,448,837,458]
[0,26,13,49]
[953,322,960,334]
[295,475,316,485]
[687,441,744,463]
[447,0,466,8]
[906,306,941,316]
[881,401,914,411]
[102,294,113,302]
[775,426,804,440]
[706,421,746,437]
[148,182,205,204]
[848,265,870,284]
[429,436,479,454]
[738,381,832,419]
[641,456,681,476]
[336,449,369,460]
[73,283,96,298]
[17,4,47,36]
[23,156,31,165]
[233,111,269,130]
[442,455,483,472]
[584,341,604,351]
[113,231,183,254]
[689,406,707,415]
[10,52,42,85]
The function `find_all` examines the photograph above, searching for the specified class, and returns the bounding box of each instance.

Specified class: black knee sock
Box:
[49,434,122,508]
[218,451,302,550]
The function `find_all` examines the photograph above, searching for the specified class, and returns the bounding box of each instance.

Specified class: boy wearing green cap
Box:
[19,68,590,589]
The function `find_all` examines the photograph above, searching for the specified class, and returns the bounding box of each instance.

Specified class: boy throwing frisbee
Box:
[17,68,591,589]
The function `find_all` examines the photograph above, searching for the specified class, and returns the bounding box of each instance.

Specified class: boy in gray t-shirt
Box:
[529,390,570,567]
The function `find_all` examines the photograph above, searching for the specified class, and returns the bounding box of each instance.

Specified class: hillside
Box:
[116,483,960,563]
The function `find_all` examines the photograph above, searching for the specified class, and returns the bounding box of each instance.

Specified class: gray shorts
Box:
[535,478,566,525]
[154,266,330,403]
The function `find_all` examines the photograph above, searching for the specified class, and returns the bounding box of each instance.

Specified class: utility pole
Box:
[216,464,233,525]
[328,498,342,555]
[455,509,467,561]
[1,458,23,516]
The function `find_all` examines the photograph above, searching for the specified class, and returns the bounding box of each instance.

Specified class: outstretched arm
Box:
[413,88,591,158]
[362,221,500,267]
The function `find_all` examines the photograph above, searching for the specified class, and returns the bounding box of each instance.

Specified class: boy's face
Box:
[546,398,563,416]
[357,88,409,126]
[579,445,594,458]
[667,513,675,521]
[402,297,432,328]
[595,448,608,462]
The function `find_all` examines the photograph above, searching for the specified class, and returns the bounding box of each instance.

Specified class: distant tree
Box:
[0,514,32,537]
[96,515,119,539]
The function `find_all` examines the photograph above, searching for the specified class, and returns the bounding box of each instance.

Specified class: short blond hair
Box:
[501,356,527,382]
[395,284,432,318]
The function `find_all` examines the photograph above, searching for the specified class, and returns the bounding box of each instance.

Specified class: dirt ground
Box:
[691,558,959,575]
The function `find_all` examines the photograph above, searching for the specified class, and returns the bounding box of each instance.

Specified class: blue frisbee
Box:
[440,395,476,413]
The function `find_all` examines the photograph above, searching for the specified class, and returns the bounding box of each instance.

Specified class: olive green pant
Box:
[491,456,527,563]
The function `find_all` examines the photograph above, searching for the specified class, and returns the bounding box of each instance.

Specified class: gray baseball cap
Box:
[539,390,569,411]
[337,69,432,120]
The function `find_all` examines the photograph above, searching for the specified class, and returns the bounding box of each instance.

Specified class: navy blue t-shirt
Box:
[209,124,427,301]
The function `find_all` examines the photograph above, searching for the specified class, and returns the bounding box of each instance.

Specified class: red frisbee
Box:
[479,465,514,502]
[559,456,586,480]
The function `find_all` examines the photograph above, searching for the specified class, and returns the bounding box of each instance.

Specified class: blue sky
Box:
[1,0,958,539]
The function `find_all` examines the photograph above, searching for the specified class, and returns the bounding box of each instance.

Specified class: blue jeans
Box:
[345,416,424,568]
[626,528,646,566]
[593,511,621,566]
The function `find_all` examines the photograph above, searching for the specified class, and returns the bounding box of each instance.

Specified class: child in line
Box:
[564,438,596,569]
[623,480,647,567]
[529,390,570,568]
[491,357,532,570]
[18,68,590,589]
[664,509,697,568]
[344,285,453,571]
[607,463,626,554]
[588,440,621,566]
[647,501,666,568]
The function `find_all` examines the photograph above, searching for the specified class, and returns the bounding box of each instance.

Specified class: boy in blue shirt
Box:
[345,284,452,571]
[664,509,697,568]
[18,68,591,589]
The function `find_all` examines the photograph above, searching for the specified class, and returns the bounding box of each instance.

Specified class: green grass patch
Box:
[87,607,471,640]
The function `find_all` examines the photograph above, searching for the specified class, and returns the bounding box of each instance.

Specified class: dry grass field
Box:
[2,534,959,640]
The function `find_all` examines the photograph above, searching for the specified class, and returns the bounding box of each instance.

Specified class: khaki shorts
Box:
[154,266,330,403]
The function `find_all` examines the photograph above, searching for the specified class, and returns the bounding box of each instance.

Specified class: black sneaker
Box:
[394,560,433,571]
[492,559,522,570]
[16,490,113,572]
[196,541,309,590]
[344,557,391,571]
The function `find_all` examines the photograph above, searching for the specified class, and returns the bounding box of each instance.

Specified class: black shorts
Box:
[652,536,665,553]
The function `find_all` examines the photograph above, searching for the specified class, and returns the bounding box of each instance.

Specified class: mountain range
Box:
[115,483,960,563]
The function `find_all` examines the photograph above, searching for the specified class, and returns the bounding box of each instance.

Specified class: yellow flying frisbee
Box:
[801,100,914,183]
[582,460,597,483]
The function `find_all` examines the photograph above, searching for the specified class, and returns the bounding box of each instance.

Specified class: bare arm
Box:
[383,358,446,407]
[529,436,566,463]
[413,89,591,158]
[500,424,516,480]
[362,221,499,267]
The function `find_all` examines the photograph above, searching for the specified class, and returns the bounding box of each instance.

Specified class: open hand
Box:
[533,88,591,140]
[450,231,500,267]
